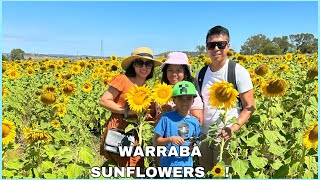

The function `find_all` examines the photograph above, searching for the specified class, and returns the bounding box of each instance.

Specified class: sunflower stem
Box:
[219,109,228,163]
[298,145,306,178]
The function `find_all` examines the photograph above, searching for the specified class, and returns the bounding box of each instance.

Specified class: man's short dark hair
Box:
[161,64,192,84]
[125,62,154,80]
[206,25,230,43]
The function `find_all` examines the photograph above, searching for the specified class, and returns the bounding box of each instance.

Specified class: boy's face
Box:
[173,95,194,112]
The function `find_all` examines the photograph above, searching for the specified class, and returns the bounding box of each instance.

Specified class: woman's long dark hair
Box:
[125,61,154,80]
[161,64,192,85]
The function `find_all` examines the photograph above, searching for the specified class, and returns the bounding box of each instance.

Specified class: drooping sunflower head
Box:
[255,64,268,76]
[82,81,93,93]
[307,66,318,79]
[40,92,56,104]
[62,71,72,80]
[25,130,52,143]
[208,80,239,110]
[261,78,287,97]
[152,83,173,105]
[2,87,9,99]
[2,118,16,145]
[211,165,225,177]
[125,85,152,113]
[303,121,318,149]
[60,81,77,96]
[44,84,57,93]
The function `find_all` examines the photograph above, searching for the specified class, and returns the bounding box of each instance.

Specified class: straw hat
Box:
[160,52,191,73]
[121,47,162,70]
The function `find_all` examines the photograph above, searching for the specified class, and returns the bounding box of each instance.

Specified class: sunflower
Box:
[303,121,318,149]
[82,81,93,92]
[62,71,72,80]
[255,64,268,76]
[60,81,77,96]
[2,87,9,99]
[23,127,32,137]
[51,120,61,128]
[98,59,106,66]
[26,67,35,76]
[91,72,100,80]
[35,89,43,96]
[77,60,87,69]
[99,67,106,74]
[208,80,239,110]
[53,103,67,117]
[212,165,224,177]
[54,72,63,80]
[307,67,318,79]
[204,57,212,65]
[56,60,64,68]
[261,78,287,97]
[227,50,233,57]
[315,81,318,97]
[125,85,153,113]
[110,55,118,61]
[40,92,56,104]
[277,63,288,73]
[285,53,293,61]
[70,65,82,74]
[2,118,16,145]
[7,69,19,80]
[44,84,57,93]
[25,130,52,143]
[152,83,173,105]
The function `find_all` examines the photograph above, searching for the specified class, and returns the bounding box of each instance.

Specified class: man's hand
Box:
[220,127,232,140]
[170,136,185,145]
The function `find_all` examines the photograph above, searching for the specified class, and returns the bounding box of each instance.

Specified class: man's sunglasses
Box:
[134,59,154,69]
[206,41,229,50]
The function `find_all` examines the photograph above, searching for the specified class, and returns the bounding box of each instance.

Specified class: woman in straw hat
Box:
[99,47,162,168]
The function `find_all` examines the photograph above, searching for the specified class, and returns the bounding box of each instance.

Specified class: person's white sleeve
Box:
[235,64,253,93]
[190,90,203,110]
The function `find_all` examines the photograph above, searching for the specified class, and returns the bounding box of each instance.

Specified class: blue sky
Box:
[2,1,318,57]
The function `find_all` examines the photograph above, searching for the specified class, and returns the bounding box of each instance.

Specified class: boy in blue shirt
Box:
[154,81,201,167]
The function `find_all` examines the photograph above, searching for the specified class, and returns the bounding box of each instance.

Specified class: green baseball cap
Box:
[172,81,197,97]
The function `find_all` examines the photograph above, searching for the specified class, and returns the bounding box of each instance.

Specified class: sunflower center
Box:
[215,86,232,102]
[309,125,318,142]
[2,124,10,138]
[158,89,169,99]
[215,168,221,174]
[133,92,148,105]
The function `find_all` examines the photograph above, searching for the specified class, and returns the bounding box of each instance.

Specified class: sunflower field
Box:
[2,51,318,178]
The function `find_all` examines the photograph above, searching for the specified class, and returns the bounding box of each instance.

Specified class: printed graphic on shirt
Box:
[178,122,189,139]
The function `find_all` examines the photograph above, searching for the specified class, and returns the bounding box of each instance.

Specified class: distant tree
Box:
[240,34,271,55]
[196,45,206,54]
[2,54,8,61]
[10,48,25,60]
[261,42,282,55]
[272,36,294,54]
[28,57,32,60]
[289,33,318,53]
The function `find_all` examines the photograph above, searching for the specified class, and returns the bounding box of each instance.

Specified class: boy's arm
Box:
[155,133,185,146]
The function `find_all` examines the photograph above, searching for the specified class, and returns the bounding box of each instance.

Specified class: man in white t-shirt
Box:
[195,25,255,172]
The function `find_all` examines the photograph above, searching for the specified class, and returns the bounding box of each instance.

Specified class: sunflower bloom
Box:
[61,81,77,96]
[62,71,72,80]
[26,67,35,76]
[70,65,82,74]
[53,103,67,117]
[152,83,173,105]
[261,78,287,97]
[51,120,61,128]
[303,121,318,149]
[82,81,93,93]
[2,118,16,145]
[2,87,9,99]
[125,85,153,113]
[91,72,99,80]
[212,165,224,177]
[208,80,239,110]
[23,127,32,138]
[285,53,293,61]
[7,69,19,80]
[44,84,57,93]
[255,64,268,76]
[40,92,56,104]
[25,130,52,143]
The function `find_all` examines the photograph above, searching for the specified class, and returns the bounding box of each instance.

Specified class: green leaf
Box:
[6,159,24,170]
[231,159,249,178]
[288,161,299,176]
[273,165,289,178]
[44,173,57,179]
[303,169,314,179]
[125,124,135,133]
[270,159,283,170]
[249,155,268,169]
[230,141,238,152]
[245,134,261,147]
[41,161,55,172]
[2,169,16,178]
[291,118,302,128]
[304,156,317,171]
[268,143,285,158]
[271,117,283,129]
[67,164,84,178]
[79,147,94,166]
[264,130,278,143]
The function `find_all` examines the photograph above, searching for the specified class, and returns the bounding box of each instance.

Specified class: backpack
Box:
[197,60,243,111]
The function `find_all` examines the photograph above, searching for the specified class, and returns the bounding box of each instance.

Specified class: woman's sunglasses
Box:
[134,59,154,69]
[206,41,228,50]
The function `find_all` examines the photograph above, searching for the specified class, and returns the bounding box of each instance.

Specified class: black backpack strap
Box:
[227,60,243,111]
[197,65,208,98]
